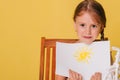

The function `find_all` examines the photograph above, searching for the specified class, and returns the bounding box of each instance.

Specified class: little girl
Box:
[56,0,106,80]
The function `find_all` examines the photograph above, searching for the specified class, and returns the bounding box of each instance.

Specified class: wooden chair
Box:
[39,37,108,80]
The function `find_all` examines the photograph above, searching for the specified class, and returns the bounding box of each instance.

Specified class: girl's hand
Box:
[90,72,102,80]
[68,69,82,80]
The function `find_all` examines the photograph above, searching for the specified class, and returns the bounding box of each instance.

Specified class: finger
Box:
[69,69,73,78]
[69,69,75,79]
[95,72,102,80]
[69,69,77,78]
[90,75,95,80]
[67,78,70,80]
[78,74,82,80]
[69,69,82,80]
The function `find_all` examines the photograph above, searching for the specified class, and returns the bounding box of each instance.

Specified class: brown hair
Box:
[73,0,106,40]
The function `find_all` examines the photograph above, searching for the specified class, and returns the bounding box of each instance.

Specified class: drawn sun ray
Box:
[74,46,93,63]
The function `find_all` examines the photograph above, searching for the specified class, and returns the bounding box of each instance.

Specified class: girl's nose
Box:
[86,27,91,35]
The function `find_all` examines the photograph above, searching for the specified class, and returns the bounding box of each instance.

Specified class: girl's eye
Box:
[80,24,85,27]
[92,25,97,28]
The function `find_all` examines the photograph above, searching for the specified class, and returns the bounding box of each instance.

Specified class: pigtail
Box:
[101,29,104,40]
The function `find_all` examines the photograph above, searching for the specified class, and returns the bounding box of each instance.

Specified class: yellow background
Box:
[0,0,120,80]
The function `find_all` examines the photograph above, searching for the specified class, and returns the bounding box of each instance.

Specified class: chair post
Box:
[40,37,45,80]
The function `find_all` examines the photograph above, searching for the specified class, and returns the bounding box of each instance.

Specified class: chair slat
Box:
[51,47,56,80]
[45,47,51,80]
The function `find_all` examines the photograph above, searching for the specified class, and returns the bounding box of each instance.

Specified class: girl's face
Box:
[74,12,102,44]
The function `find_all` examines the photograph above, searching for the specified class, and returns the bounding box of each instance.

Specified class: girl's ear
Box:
[100,25,104,33]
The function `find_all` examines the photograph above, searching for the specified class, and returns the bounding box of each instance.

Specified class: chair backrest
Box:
[39,37,108,80]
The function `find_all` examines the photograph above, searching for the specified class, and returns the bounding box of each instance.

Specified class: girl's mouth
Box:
[83,36,92,39]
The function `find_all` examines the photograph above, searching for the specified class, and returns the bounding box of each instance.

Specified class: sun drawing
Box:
[74,46,93,63]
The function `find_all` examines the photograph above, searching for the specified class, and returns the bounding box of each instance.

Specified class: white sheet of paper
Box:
[56,41,110,80]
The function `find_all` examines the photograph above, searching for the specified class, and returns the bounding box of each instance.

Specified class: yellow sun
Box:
[74,46,93,63]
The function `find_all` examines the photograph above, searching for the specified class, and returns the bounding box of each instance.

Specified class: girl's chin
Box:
[81,41,92,44]
[77,40,93,45]
[77,41,93,45]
